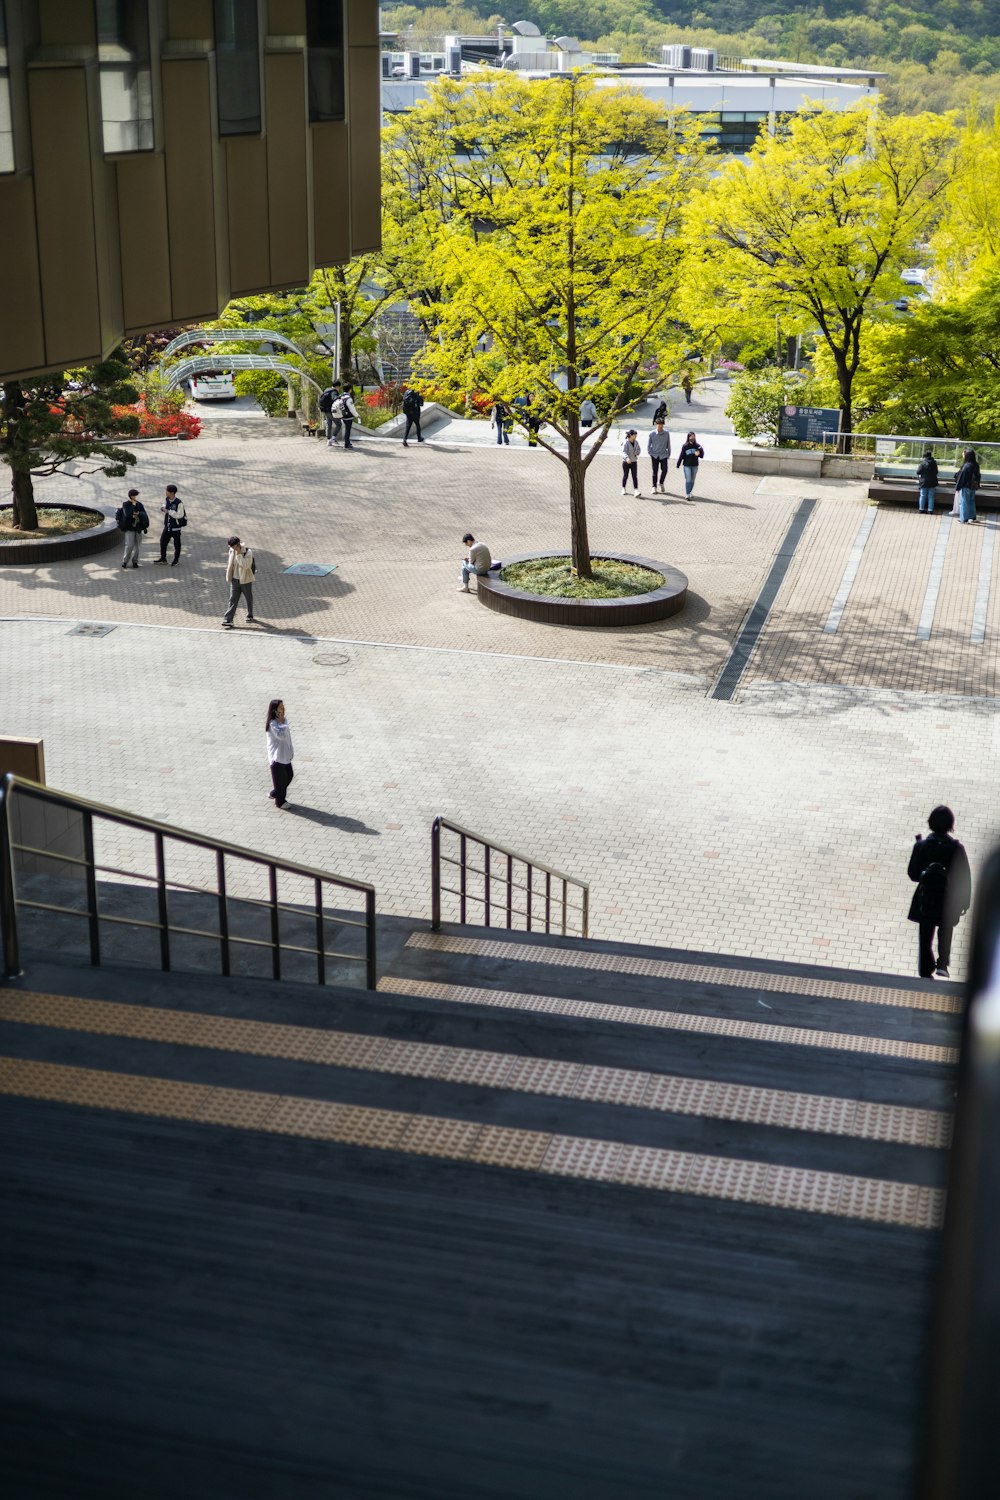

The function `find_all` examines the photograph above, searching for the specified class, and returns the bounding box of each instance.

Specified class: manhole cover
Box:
[312,652,351,668]
[68,623,116,637]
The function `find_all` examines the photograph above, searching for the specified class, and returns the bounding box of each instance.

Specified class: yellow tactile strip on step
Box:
[377,976,959,1067]
[0,989,953,1148]
[404,933,963,1015]
[0,1055,945,1229]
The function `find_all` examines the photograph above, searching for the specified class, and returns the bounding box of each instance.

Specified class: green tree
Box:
[1,358,139,530]
[686,104,956,442]
[398,72,708,575]
[725,366,817,444]
[932,106,1000,292]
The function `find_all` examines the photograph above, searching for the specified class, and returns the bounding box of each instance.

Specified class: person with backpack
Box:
[154,483,187,565]
[621,429,642,496]
[318,381,342,444]
[907,805,972,979]
[953,448,981,524]
[916,450,938,514]
[221,535,257,628]
[676,432,705,499]
[402,387,424,446]
[116,489,149,568]
[340,385,360,449]
[647,419,671,495]
[491,399,510,446]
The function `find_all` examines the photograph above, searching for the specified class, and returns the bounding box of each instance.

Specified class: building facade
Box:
[0,0,381,382]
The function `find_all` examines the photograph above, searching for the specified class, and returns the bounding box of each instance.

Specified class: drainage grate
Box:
[68,623,116,637]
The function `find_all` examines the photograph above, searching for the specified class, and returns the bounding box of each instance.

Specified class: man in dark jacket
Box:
[916,451,939,513]
[402,387,424,446]
[154,483,187,565]
[116,489,149,569]
[908,805,972,979]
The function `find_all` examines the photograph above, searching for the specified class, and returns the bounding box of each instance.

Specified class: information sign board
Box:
[778,405,840,443]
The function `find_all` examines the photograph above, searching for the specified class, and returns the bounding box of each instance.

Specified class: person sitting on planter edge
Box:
[459,532,492,593]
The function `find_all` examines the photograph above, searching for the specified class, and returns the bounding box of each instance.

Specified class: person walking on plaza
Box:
[491,399,510,445]
[647,419,671,495]
[458,531,491,592]
[954,448,980,524]
[154,484,187,565]
[265,698,294,809]
[677,432,705,499]
[652,397,667,425]
[580,395,597,430]
[221,535,256,628]
[402,386,424,446]
[908,805,972,979]
[319,381,342,444]
[681,371,694,405]
[116,489,148,568]
[916,451,938,514]
[621,430,642,495]
[340,385,360,449]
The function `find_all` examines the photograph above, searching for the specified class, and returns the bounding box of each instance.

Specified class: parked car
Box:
[189,370,236,401]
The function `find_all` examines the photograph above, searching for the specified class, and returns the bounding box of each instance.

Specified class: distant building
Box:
[0,0,382,383]
[381,19,884,159]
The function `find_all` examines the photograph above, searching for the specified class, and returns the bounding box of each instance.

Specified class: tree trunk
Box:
[833,354,853,454]
[11,465,38,531]
[568,446,591,578]
[4,382,39,529]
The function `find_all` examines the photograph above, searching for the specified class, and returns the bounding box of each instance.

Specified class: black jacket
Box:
[955,458,981,492]
[907,832,972,926]
[677,441,704,469]
[916,456,938,487]
[119,500,148,532]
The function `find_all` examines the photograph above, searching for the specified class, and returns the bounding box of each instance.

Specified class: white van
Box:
[189,370,236,401]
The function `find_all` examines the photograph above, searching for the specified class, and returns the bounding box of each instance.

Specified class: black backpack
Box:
[403,390,420,415]
[318,387,336,414]
[915,861,948,920]
[115,507,126,531]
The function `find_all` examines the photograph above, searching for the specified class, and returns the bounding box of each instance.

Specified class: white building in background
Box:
[381,19,884,156]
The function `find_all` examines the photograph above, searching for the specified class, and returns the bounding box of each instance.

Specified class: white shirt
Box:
[267,718,293,765]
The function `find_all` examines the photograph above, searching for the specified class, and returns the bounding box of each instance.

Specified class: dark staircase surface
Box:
[0,916,961,1500]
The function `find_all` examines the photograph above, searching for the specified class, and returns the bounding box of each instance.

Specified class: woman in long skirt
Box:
[266,698,294,808]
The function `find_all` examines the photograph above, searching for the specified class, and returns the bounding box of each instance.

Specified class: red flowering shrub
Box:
[363,382,407,414]
[110,401,202,440]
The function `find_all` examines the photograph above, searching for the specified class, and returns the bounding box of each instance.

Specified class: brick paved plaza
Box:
[2,421,998,978]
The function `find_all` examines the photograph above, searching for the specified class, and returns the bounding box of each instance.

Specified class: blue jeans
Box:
[495,422,508,445]
[683,464,697,495]
[461,564,487,587]
[918,486,936,512]
[958,486,977,522]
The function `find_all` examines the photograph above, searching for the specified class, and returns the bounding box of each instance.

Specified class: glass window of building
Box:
[0,1,14,172]
[306,0,345,123]
[214,0,261,136]
[96,0,154,153]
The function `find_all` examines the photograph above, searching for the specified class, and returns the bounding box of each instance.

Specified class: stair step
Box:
[0,1055,945,1230]
[0,989,952,1154]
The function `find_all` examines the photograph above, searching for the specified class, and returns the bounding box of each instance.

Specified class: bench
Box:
[868,478,1000,510]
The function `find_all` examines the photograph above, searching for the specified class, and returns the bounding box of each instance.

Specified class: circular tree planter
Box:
[0,503,121,566]
[476,550,688,627]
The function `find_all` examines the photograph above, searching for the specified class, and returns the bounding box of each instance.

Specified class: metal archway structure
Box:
[163,354,322,394]
[161,327,314,361]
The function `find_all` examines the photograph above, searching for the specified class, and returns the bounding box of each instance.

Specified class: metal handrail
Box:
[430,815,589,938]
[0,774,376,988]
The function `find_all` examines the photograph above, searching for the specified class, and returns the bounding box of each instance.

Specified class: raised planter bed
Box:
[0,503,121,566]
[476,550,688,627]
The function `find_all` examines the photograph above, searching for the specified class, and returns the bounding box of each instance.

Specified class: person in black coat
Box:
[907,805,972,979]
[916,451,939,513]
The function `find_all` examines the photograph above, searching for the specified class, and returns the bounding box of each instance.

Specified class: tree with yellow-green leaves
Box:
[385,72,709,577]
[931,106,1000,292]
[683,104,957,444]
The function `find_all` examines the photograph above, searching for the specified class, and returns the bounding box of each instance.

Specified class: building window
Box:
[700,112,768,155]
[214,0,261,136]
[96,0,154,153]
[306,0,345,123]
[0,0,15,172]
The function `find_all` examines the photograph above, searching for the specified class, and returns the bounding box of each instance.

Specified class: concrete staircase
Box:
[0,918,958,1499]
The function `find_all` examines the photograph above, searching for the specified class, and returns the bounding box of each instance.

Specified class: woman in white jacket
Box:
[265,699,294,808]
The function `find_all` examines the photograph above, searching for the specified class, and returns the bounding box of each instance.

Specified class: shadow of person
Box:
[286,806,381,835]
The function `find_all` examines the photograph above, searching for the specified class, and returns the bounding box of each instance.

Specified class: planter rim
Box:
[0,501,120,566]
[476,550,688,628]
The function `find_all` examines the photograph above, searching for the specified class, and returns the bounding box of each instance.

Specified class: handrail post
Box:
[268,864,280,980]
[431,816,442,930]
[0,778,21,979]
[82,810,101,968]
[216,849,230,976]
[581,882,590,939]
[314,877,326,986]
[484,844,491,928]
[459,832,467,924]
[545,870,551,935]
[506,854,513,929]
[364,887,377,990]
[561,878,567,937]
[526,864,533,933]
[154,831,170,972]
